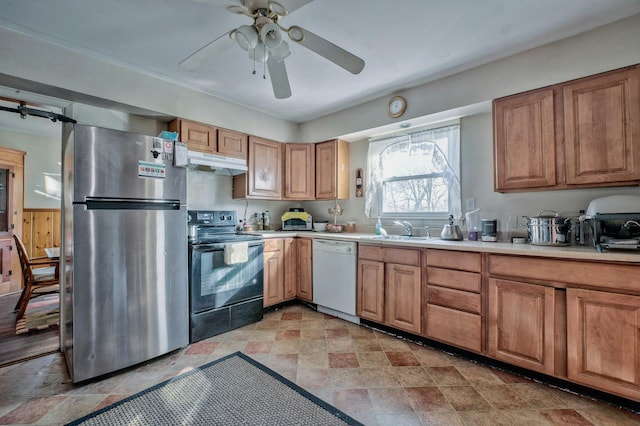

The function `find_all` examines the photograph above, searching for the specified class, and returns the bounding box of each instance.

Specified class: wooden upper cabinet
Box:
[234,136,282,199]
[284,143,315,200]
[493,64,640,192]
[315,139,350,200]
[169,119,217,153]
[493,88,557,191]
[217,128,248,159]
[563,67,640,185]
[168,119,248,158]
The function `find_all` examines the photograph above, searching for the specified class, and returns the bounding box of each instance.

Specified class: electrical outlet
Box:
[466,198,475,210]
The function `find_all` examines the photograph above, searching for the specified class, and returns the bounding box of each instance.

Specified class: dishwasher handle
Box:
[314,239,356,254]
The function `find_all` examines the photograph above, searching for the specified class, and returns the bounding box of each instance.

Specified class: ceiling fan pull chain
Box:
[263,44,267,79]
[252,52,256,75]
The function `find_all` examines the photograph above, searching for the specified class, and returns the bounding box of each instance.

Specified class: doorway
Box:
[0,97,62,366]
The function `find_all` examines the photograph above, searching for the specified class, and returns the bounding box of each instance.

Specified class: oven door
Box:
[189,241,264,313]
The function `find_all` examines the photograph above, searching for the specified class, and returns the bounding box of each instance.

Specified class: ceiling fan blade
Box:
[281,0,313,14]
[179,31,234,71]
[288,26,364,74]
[267,57,292,99]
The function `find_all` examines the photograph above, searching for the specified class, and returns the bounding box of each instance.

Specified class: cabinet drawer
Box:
[427,267,481,293]
[426,304,482,353]
[427,285,481,314]
[359,244,383,261]
[383,247,421,266]
[264,238,283,252]
[427,249,481,272]
[488,254,640,293]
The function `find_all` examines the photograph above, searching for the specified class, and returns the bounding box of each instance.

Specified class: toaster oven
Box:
[281,210,312,231]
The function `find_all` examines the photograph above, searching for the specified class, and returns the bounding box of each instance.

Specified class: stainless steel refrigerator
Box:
[61,124,188,382]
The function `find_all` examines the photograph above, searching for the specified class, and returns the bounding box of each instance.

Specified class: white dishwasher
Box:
[312,239,359,324]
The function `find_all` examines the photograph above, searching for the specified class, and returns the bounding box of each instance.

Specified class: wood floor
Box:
[0,291,59,367]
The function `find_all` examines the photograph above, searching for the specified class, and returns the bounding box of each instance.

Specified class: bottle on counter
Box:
[376,217,382,235]
[263,210,270,231]
[257,211,264,230]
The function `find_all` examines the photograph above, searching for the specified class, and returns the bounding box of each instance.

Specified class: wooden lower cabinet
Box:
[357,259,385,323]
[425,250,483,353]
[263,239,284,307]
[386,263,421,334]
[283,238,297,300]
[296,238,313,302]
[263,237,299,307]
[357,244,422,334]
[567,288,640,401]
[487,278,559,375]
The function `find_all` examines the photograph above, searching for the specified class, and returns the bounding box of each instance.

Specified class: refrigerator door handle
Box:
[83,197,181,210]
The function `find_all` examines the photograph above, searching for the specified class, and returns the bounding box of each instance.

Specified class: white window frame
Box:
[365,121,461,220]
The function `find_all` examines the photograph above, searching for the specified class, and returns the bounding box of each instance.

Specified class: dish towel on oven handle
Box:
[224,242,249,264]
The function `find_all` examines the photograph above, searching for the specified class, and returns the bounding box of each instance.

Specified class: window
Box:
[365,122,461,219]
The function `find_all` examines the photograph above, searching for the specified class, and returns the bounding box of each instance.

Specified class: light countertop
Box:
[242,230,640,264]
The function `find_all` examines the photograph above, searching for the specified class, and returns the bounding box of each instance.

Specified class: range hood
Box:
[187,150,248,176]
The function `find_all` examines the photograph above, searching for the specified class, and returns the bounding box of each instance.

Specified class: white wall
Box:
[187,170,300,227]
[1,15,640,232]
[0,27,298,143]
[0,128,62,209]
[299,14,640,142]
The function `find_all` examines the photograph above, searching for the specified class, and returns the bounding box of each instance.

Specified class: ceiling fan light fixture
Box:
[268,1,287,17]
[248,43,268,63]
[269,40,290,61]
[261,22,282,49]
[235,25,258,51]
[287,25,304,42]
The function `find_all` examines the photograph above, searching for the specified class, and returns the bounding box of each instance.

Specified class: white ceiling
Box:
[0,0,639,129]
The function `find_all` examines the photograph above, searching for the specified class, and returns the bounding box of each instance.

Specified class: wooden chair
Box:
[12,234,60,321]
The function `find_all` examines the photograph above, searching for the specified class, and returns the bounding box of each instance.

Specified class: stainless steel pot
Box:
[525,210,573,246]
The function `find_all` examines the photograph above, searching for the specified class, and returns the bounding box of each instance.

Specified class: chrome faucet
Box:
[393,220,413,237]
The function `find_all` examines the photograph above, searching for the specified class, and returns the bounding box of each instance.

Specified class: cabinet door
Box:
[357,259,385,322]
[386,263,421,334]
[567,288,640,401]
[315,139,349,200]
[217,129,248,159]
[263,239,284,307]
[493,89,557,191]
[283,238,297,300]
[178,119,217,153]
[564,68,640,185]
[284,143,315,200]
[296,238,313,302]
[248,136,282,199]
[488,278,556,374]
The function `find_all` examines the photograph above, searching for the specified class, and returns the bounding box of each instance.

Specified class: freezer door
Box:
[72,125,185,202]
[70,205,188,382]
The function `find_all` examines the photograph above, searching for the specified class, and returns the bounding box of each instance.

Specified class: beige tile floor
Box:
[1,303,639,425]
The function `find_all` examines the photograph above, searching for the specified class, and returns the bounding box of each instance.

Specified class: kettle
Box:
[441,215,464,241]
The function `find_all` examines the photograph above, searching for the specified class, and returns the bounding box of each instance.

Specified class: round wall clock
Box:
[387,96,407,118]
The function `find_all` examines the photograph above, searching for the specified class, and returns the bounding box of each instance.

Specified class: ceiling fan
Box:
[179,0,365,99]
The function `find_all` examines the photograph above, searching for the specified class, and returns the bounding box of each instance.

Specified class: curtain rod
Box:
[0,103,76,123]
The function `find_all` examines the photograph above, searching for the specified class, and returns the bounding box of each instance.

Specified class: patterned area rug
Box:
[15,294,59,335]
[67,352,362,426]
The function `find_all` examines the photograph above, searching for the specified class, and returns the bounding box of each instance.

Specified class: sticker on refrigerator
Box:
[163,140,174,153]
[138,161,166,179]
